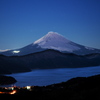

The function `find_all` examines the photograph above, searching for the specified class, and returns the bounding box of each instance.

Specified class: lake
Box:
[5,66,100,87]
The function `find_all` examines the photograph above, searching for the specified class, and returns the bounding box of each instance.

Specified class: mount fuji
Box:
[0,32,100,56]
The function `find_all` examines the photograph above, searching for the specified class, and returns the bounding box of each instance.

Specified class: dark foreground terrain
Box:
[0,74,100,100]
[0,76,17,85]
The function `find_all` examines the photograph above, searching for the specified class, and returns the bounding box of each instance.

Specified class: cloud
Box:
[0,49,10,52]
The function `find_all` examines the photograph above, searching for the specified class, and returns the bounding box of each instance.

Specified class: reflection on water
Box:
[5,66,100,87]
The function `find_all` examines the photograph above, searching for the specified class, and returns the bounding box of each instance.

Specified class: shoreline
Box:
[0,74,100,99]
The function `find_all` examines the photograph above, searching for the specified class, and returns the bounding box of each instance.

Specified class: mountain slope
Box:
[0,32,100,56]
[0,54,31,74]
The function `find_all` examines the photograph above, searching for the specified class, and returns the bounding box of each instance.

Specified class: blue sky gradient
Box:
[0,0,100,50]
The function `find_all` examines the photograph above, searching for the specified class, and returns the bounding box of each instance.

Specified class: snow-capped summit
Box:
[34,31,80,52]
[0,31,100,56]
[34,31,70,44]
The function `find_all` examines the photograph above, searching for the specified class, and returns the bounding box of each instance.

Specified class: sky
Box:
[0,0,100,50]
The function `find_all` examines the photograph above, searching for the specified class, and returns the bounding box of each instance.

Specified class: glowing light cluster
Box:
[9,90,17,95]
[26,86,31,90]
[0,90,17,95]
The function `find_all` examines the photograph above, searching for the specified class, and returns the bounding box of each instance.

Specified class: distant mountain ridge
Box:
[0,32,100,56]
[0,49,100,74]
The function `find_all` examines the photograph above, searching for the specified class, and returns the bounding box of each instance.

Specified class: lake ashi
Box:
[4,66,100,87]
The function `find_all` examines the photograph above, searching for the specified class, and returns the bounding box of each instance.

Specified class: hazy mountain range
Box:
[0,32,100,74]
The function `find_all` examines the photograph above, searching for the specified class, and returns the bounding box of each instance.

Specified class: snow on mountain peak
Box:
[34,31,70,44]
[34,32,80,52]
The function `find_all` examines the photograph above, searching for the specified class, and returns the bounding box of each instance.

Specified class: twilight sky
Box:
[0,0,100,50]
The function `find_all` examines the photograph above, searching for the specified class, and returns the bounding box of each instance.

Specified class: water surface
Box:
[5,66,100,87]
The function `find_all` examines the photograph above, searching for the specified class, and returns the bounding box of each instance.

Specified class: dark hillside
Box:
[0,50,100,74]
